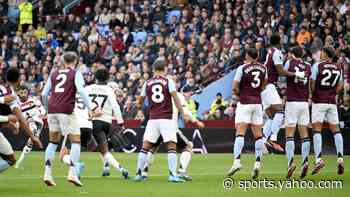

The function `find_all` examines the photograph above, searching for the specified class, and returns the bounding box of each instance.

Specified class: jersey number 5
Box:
[54,74,67,93]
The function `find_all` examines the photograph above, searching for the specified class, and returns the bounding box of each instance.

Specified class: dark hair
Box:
[95,68,109,82]
[18,85,28,91]
[322,47,335,59]
[246,48,259,59]
[6,67,20,83]
[270,34,281,46]
[290,46,303,58]
[152,59,167,72]
[62,52,78,65]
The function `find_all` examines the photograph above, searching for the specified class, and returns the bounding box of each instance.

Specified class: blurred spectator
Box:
[209,92,228,119]
[18,0,33,33]
[0,0,349,120]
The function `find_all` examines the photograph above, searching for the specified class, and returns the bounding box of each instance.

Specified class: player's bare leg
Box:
[134,141,153,181]
[227,123,247,177]
[329,124,344,175]
[299,125,310,179]
[43,131,60,186]
[311,123,325,175]
[285,126,296,178]
[251,124,264,179]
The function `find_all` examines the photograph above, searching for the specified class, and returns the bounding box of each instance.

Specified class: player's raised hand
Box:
[31,136,43,149]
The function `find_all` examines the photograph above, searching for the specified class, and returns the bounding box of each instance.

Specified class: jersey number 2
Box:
[54,74,67,93]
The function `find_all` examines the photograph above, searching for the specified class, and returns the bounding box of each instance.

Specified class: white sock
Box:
[62,155,71,166]
[100,154,109,170]
[270,113,284,141]
[17,144,33,166]
[263,119,272,139]
[44,143,58,177]
[168,149,177,176]
[136,149,148,175]
[179,151,192,173]
[143,151,154,173]
[104,152,122,171]
[70,143,81,166]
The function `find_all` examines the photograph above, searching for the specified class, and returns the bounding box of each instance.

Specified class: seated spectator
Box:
[209,93,228,118]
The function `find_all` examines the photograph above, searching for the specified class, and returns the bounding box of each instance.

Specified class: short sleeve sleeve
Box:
[273,50,284,65]
[168,78,176,92]
[310,63,319,80]
[140,82,147,97]
[233,65,244,82]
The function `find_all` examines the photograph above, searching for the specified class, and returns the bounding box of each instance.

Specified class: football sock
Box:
[70,143,81,166]
[313,132,322,163]
[255,137,264,162]
[263,119,272,140]
[44,142,58,176]
[16,144,33,166]
[333,132,343,158]
[301,138,310,165]
[234,135,244,160]
[167,149,177,176]
[179,150,191,173]
[285,137,295,167]
[136,149,148,175]
[104,152,123,171]
[270,113,284,141]
[0,157,10,173]
[144,151,154,172]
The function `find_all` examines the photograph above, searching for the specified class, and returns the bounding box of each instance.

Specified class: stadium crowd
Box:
[0,0,349,125]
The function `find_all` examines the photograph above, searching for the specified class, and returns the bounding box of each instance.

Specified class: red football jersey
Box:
[265,48,283,84]
[235,62,267,104]
[285,58,311,102]
[312,60,342,104]
[48,68,77,114]
[143,75,175,119]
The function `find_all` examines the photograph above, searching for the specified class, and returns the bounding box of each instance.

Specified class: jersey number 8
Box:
[151,84,164,103]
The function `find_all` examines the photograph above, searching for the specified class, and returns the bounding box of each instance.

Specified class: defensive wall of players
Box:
[2,120,350,155]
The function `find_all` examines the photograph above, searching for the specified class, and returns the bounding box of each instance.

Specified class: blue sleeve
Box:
[310,63,319,80]
[41,75,52,110]
[75,71,91,111]
[284,60,290,70]
[168,79,176,92]
[140,82,147,97]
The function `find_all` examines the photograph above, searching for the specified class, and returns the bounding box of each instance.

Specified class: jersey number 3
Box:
[151,84,164,103]
[54,74,67,93]
[251,71,261,88]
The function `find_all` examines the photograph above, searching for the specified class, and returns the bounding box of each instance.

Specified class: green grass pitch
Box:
[0,152,348,197]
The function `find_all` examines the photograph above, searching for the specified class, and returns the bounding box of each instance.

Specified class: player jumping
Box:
[310,47,344,175]
[261,34,306,153]
[134,58,185,182]
[227,48,267,179]
[42,52,93,187]
[283,46,312,178]
[15,85,47,168]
